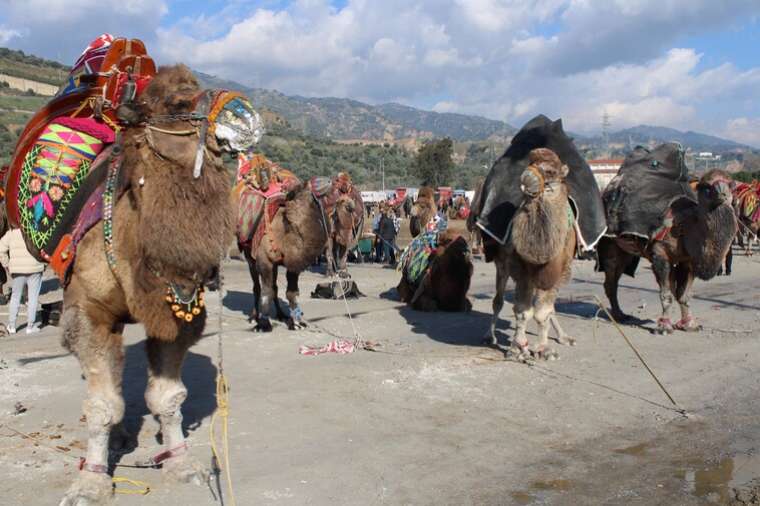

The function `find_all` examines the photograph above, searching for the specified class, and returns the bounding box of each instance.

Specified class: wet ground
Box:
[1,229,760,505]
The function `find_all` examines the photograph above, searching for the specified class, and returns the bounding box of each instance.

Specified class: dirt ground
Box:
[2,221,760,505]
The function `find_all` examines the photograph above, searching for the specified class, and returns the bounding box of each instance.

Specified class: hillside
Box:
[608,125,747,152]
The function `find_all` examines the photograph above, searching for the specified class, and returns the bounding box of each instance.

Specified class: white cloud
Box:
[723,118,760,148]
[0,27,21,45]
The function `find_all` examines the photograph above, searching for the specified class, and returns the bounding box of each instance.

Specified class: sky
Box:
[1,0,759,146]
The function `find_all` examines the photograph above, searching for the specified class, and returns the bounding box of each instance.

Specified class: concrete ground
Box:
[1,234,760,505]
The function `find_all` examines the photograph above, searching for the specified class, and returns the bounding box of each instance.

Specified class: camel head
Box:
[333,194,358,246]
[696,169,733,211]
[520,147,568,200]
[120,65,262,277]
[410,186,436,236]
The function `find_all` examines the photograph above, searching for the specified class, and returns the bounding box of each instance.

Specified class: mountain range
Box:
[0,48,753,153]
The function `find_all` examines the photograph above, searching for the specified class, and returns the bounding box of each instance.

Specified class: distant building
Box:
[587,158,624,190]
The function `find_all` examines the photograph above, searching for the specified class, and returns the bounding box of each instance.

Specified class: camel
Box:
[397,229,473,311]
[485,148,577,359]
[53,66,248,505]
[598,169,736,333]
[242,182,328,331]
[409,186,437,237]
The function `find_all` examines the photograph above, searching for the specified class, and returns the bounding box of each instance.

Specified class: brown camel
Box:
[242,182,328,331]
[56,66,247,504]
[486,148,577,360]
[599,169,736,333]
[409,186,437,237]
[397,229,473,311]
[324,187,364,277]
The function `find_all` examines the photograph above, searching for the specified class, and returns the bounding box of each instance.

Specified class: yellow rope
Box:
[210,370,235,506]
[112,477,150,495]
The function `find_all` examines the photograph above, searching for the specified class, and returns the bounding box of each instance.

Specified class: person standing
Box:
[0,228,45,334]
[379,207,398,266]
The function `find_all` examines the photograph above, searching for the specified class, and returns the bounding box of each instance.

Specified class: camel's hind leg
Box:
[254,258,275,332]
[145,331,209,485]
[59,306,125,505]
[285,270,307,330]
[485,256,509,346]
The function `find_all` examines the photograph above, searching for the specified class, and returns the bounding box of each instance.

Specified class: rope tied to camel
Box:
[209,261,237,506]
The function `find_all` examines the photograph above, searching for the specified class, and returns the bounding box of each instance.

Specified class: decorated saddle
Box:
[473,115,607,252]
[6,35,263,282]
[602,143,695,240]
[236,155,300,251]
[734,182,760,222]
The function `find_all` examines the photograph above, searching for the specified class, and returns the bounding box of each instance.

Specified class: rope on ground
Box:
[0,423,151,495]
[209,263,236,506]
[592,295,687,416]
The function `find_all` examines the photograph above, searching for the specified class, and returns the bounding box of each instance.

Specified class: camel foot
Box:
[254,318,272,332]
[287,317,307,330]
[674,316,701,332]
[505,338,531,362]
[531,344,559,361]
[655,317,674,335]
[162,454,209,486]
[59,471,113,506]
[553,334,576,346]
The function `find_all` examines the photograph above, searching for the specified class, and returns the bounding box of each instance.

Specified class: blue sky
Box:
[1,0,759,146]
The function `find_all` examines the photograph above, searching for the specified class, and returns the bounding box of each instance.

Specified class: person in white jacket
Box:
[0,228,45,334]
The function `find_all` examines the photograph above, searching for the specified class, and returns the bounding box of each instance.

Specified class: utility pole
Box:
[602,111,611,158]
[381,155,385,193]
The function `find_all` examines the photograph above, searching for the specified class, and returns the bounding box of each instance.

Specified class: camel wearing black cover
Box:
[599,169,736,333]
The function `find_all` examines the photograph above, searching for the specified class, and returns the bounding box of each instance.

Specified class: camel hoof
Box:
[254,318,272,332]
[557,336,576,347]
[654,318,674,335]
[59,471,113,506]
[162,454,209,486]
[674,317,701,332]
[531,346,559,361]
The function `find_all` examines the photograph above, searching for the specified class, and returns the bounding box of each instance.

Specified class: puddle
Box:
[614,443,650,456]
[676,451,760,502]
[531,479,573,491]
[510,491,534,505]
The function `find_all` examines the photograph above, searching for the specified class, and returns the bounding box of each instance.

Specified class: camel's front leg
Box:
[243,248,261,323]
[510,273,533,359]
[485,257,509,346]
[532,289,565,360]
[145,333,208,485]
[254,261,274,332]
[651,250,674,334]
[324,236,336,277]
[671,263,700,331]
[285,270,307,329]
[59,308,125,506]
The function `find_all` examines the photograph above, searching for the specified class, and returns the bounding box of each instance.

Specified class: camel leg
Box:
[325,237,336,277]
[725,246,733,276]
[599,238,634,322]
[285,270,307,330]
[254,261,274,332]
[271,264,290,322]
[484,256,508,346]
[509,272,533,359]
[651,249,674,334]
[243,248,261,323]
[531,288,560,360]
[671,263,700,331]
[59,307,125,506]
[144,332,208,485]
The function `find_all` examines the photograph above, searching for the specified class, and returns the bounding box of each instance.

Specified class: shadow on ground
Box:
[112,341,217,466]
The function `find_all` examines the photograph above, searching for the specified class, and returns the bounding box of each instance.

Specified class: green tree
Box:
[413,138,454,187]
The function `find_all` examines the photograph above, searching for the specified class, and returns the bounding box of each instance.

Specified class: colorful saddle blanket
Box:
[18,117,115,262]
[398,231,439,285]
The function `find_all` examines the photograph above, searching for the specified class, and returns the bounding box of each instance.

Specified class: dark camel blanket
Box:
[602,143,695,240]
[474,115,606,251]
